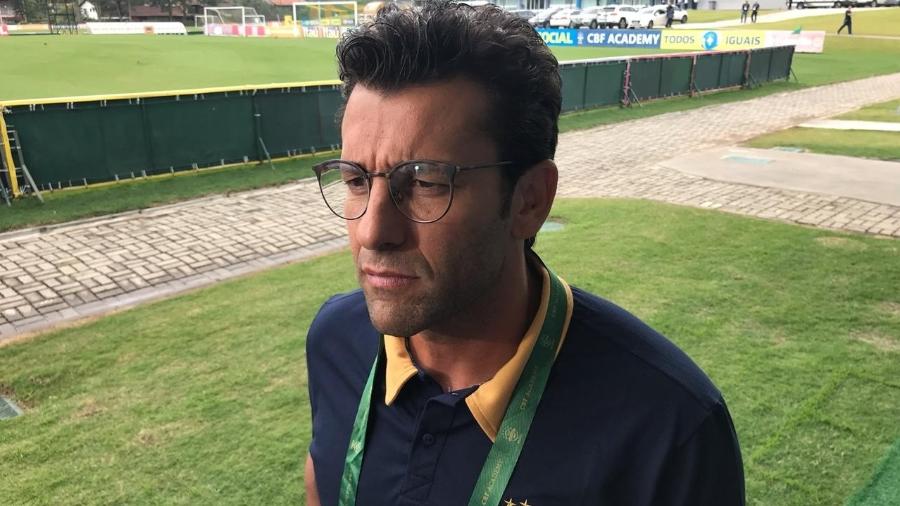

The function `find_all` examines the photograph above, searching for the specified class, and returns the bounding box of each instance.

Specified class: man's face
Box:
[340,78,515,337]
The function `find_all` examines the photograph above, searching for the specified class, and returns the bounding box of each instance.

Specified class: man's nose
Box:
[353,176,407,251]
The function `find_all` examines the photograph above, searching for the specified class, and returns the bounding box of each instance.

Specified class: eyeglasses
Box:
[312,159,515,223]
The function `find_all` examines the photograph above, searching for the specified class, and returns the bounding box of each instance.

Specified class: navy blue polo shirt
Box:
[307,266,745,505]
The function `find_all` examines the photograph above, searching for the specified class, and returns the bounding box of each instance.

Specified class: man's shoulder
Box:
[307,289,378,363]
[564,286,723,414]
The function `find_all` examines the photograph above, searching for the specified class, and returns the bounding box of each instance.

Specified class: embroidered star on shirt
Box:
[503,499,516,506]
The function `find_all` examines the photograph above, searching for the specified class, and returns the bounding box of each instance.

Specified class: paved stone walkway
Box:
[554,72,900,235]
[1,72,899,341]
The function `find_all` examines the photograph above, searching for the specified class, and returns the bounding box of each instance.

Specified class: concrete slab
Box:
[798,120,900,132]
[660,147,900,206]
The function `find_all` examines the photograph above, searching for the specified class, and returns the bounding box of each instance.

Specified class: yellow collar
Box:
[382,262,574,442]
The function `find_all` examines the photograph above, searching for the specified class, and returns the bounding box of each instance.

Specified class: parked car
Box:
[528,6,562,27]
[597,4,642,29]
[549,8,580,28]
[573,6,604,28]
[630,4,688,28]
[505,8,536,20]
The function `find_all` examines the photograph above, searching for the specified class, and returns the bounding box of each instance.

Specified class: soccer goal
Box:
[292,1,358,29]
[202,6,267,29]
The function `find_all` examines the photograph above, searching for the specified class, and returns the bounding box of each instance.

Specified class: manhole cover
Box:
[0,396,23,420]
[540,220,565,233]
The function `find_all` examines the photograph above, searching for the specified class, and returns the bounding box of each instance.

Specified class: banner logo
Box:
[702,31,718,51]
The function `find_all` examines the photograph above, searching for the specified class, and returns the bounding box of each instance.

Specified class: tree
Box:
[11,0,45,22]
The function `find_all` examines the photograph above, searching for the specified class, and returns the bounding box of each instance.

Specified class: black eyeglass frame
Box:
[312,159,516,224]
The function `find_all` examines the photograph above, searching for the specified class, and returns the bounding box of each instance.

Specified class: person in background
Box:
[666,2,675,27]
[740,0,750,23]
[837,6,852,35]
[751,0,760,22]
[787,0,793,9]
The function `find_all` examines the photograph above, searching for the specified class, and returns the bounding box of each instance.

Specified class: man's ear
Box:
[509,160,558,241]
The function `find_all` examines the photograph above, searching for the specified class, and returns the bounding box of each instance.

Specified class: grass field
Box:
[745,98,900,160]
[0,36,677,101]
[1,199,898,505]
[745,128,900,160]
[838,98,900,122]
[2,22,900,100]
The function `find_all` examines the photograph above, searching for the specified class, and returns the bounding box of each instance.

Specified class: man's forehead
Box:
[344,79,491,128]
[341,79,496,160]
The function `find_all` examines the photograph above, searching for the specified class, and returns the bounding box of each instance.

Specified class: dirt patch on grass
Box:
[877,301,900,317]
[816,236,869,252]
[852,331,900,352]
[133,422,192,448]
[74,397,105,419]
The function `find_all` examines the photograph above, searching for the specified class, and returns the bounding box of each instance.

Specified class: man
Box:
[740,0,750,23]
[751,0,760,23]
[305,2,745,505]
[666,2,675,28]
[838,6,852,35]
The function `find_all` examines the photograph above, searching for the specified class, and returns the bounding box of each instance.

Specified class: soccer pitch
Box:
[0,35,667,101]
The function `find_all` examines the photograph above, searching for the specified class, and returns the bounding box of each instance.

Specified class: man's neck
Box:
[408,253,542,392]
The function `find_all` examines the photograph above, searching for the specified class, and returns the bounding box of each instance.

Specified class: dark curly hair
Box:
[335,0,561,208]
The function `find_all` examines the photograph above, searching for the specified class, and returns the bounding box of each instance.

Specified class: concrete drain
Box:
[0,396,23,420]
[540,220,565,233]
[723,155,773,165]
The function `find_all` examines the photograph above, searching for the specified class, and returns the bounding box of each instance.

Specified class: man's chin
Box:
[364,298,426,338]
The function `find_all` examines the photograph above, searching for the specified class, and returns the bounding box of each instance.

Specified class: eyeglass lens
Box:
[316,161,455,223]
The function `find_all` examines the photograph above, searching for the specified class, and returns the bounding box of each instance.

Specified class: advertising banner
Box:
[661,29,824,53]
[85,22,187,35]
[0,24,8,36]
[577,29,662,48]
[205,23,267,37]
[766,30,825,54]
[660,30,766,51]
[536,29,578,47]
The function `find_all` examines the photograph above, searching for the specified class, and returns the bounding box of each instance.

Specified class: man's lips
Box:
[361,268,418,289]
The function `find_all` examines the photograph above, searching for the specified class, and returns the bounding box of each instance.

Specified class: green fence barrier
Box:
[559,45,793,111]
[1,84,342,190]
[1,46,794,191]
[660,57,693,97]
[584,62,627,109]
[630,59,663,101]
[560,65,589,112]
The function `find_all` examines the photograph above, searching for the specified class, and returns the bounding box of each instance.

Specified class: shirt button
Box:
[422,433,436,446]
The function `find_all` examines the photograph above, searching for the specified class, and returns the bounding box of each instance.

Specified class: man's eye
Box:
[344,177,367,190]
[413,179,440,189]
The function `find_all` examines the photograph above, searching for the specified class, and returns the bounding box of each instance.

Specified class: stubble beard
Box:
[360,220,510,338]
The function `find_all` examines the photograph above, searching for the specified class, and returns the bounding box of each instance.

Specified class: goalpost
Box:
[201,6,267,30]
[292,1,358,29]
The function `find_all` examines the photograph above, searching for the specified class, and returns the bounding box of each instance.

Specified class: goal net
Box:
[292,1,358,29]
[202,7,266,28]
